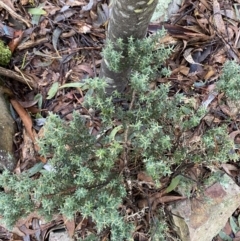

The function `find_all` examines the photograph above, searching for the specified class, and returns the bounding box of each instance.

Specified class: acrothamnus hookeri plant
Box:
[0,30,238,240]
[216,60,240,101]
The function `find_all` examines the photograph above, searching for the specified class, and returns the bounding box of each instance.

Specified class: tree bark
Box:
[100,0,158,94]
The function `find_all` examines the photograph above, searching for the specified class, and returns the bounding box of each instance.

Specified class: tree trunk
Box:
[100,0,158,94]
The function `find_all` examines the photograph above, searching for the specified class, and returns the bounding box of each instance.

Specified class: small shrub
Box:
[0,31,238,240]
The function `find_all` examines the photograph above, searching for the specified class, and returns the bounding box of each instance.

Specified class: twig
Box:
[123,90,136,196]
[173,4,196,25]
[129,90,136,111]
[0,66,37,89]
[91,50,97,77]
[59,46,103,54]
[124,90,136,165]
[14,67,33,90]
[0,2,31,28]
[17,37,49,51]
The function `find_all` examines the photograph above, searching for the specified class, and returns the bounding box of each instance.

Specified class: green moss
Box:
[0,40,11,66]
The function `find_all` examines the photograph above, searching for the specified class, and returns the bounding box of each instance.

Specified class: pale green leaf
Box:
[109,125,123,140]
[34,93,43,109]
[59,82,88,90]
[166,175,181,193]
[47,82,59,99]
[25,162,45,177]
[28,8,47,15]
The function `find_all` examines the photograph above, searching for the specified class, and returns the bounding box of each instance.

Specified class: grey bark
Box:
[100,0,158,94]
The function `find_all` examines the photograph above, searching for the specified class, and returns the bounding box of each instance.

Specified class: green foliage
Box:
[0,40,11,66]
[102,30,172,77]
[140,208,168,241]
[0,170,35,226]
[0,113,132,240]
[217,60,240,101]
[0,30,238,240]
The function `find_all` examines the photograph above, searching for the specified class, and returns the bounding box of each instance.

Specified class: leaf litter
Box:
[1,0,240,240]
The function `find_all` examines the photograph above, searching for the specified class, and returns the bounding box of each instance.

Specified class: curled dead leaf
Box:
[137,172,154,183]
[184,48,202,66]
[8,30,23,52]
[229,130,240,141]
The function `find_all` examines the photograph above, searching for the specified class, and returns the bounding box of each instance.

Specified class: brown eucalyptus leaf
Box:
[213,0,226,35]
[137,172,154,183]
[63,216,75,238]
[221,163,238,176]
[10,99,34,141]
[66,0,86,7]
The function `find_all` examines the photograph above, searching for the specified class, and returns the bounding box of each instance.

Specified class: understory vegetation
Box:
[0,30,239,240]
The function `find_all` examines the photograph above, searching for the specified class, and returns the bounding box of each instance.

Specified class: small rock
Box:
[49,230,73,241]
[0,93,16,171]
[170,172,240,241]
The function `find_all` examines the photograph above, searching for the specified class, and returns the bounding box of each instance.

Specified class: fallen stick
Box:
[17,37,49,51]
[0,2,31,28]
[0,66,37,89]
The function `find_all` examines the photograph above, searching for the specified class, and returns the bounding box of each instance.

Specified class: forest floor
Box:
[0,0,240,240]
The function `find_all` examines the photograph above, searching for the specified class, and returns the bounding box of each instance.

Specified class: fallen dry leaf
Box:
[63,216,75,238]
[20,0,29,5]
[10,99,34,141]
[82,0,95,11]
[2,0,15,10]
[73,64,94,77]
[221,163,238,176]
[213,0,226,35]
[19,224,39,235]
[204,65,216,80]
[18,99,39,108]
[184,48,203,66]
[75,22,92,34]
[137,172,154,183]
[66,0,86,7]
[8,30,23,52]
[229,130,240,141]
[151,193,186,211]
[219,104,233,117]
[21,128,35,161]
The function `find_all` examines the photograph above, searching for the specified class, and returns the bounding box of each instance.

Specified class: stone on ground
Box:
[170,172,240,241]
